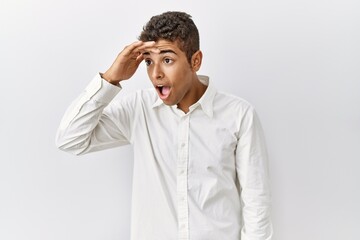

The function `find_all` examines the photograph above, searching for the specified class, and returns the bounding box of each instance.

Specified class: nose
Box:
[151,64,164,80]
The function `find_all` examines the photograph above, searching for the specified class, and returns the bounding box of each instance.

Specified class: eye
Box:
[144,59,152,66]
[163,58,173,64]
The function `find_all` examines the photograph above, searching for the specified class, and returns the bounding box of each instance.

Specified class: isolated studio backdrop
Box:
[1,0,359,239]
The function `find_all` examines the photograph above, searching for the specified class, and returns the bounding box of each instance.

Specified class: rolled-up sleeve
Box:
[236,106,273,240]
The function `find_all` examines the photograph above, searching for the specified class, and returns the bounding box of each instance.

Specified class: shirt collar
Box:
[152,75,217,118]
[152,95,164,108]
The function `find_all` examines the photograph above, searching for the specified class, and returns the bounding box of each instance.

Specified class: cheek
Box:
[146,67,155,79]
[167,65,188,78]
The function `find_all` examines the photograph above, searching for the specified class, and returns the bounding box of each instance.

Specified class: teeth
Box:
[157,85,163,87]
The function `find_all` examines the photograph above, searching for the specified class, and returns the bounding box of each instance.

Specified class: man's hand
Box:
[101,41,159,85]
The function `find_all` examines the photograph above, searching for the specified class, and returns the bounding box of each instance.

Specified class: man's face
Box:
[143,39,197,108]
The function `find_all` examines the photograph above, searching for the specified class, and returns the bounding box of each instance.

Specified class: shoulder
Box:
[214,91,255,114]
[214,92,265,138]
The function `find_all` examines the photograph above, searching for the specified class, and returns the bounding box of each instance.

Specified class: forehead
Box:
[154,39,182,52]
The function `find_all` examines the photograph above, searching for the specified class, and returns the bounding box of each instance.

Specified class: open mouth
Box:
[156,85,171,99]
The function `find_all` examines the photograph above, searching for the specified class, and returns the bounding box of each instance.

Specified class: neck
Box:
[177,76,207,113]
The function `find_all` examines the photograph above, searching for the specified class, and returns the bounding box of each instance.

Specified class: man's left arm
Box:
[235,106,273,240]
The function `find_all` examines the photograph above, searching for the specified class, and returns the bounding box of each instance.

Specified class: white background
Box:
[1,0,359,239]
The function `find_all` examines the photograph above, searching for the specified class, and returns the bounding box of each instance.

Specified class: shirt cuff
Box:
[85,73,122,104]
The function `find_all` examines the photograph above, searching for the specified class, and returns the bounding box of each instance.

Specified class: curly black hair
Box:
[138,11,200,64]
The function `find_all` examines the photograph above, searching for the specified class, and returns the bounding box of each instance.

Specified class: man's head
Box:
[139,11,204,113]
[139,11,199,64]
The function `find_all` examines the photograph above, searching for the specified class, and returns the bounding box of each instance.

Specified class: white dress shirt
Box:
[56,74,273,240]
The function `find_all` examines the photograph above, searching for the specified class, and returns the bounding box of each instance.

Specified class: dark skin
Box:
[102,40,206,113]
[102,41,160,84]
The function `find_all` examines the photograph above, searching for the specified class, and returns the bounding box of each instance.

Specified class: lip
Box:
[155,85,172,100]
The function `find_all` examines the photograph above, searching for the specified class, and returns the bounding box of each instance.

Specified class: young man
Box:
[56,11,273,240]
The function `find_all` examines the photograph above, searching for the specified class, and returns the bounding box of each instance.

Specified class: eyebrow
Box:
[143,49,177,56]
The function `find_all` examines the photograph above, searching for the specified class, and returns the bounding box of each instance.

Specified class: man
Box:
[56,11,273,240]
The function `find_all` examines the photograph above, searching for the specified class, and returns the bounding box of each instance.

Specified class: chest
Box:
[136,107,239,174]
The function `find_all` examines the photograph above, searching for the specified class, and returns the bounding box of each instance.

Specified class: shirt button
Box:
[181,143,185,147]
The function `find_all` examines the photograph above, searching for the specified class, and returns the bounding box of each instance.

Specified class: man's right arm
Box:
[56,41,159,155]
[55,73,126,155]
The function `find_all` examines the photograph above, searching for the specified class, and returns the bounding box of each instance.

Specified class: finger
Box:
[141,46,160,54]
[128,47,159,62]
[122,41,156,57]
[133,46,160,57]
[121,41,143,57]
[135,53,145,63]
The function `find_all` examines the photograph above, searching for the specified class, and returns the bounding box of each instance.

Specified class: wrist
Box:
[100,72,121,85]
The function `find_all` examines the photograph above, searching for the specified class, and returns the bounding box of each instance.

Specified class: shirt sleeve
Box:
[55,73,131,155]
[235,106,273,240]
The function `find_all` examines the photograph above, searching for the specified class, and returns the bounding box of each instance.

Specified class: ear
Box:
[191,50,202,72]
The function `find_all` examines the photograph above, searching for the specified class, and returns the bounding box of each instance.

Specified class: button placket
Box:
[177,114,190,240]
